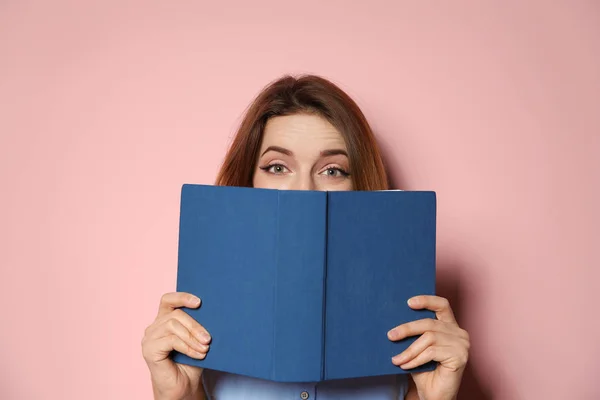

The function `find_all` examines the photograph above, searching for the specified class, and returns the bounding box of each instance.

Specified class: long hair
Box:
[215,75,389,191]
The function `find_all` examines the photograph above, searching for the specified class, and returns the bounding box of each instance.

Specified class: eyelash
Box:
[259,164,289,174]
[322,166,351,177]
[259,163,350,178]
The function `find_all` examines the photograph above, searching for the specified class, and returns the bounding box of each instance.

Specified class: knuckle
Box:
[166,318,179,331]
[187,329,196,343]
[461,328,471,341]
[395,326,407,338]
[168,334,179,348]
[425,346,436,359]
[448,364,460,372]
[464,337,471,351]
[422,331,435,344]
[440,297,450,309]
[160,292,170,304]
[141,338,153,359]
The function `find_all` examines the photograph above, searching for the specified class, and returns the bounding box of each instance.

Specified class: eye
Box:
[259,164,289,175]
[320,167,350,178]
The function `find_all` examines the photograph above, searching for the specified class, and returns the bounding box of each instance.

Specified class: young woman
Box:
[142,75,470,400]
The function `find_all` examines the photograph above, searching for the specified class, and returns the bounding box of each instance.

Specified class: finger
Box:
[399,345,449,370]
[153,309,212,345]
[158,292,201,318]
[401,343,469,372]
[150,317,209,354]
[388,318,449,341]
[392,331,454,365]
[408,295,456,323]
[155,334,207,360]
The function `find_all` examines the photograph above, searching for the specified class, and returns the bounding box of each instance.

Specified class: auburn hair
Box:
[215,75,389,191]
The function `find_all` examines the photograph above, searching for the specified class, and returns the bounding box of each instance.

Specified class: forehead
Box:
[261,114,347,150]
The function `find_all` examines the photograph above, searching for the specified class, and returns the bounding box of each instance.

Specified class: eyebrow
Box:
[261,146,293,157]
[320,149,348,157]
[260,146,349,158]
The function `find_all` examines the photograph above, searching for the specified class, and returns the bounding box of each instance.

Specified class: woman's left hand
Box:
[387,295,470,400]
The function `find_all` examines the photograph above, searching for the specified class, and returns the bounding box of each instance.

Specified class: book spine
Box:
[270,191,327,382]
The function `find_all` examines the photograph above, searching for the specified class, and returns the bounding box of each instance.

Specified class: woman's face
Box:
[253,113,353,191]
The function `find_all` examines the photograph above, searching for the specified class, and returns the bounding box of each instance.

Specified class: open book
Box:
[172,184,437,382]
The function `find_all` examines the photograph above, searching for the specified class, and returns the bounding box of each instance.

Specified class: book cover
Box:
[172,184,436,382]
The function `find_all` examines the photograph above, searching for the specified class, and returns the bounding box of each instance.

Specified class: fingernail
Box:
[190,296,201,306]
[387,330,396,340]
[407,297,417,306]
[197,331,211,344]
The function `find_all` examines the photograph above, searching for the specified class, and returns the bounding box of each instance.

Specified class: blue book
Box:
[172,184,437,382]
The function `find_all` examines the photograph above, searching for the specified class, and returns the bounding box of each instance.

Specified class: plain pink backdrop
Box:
[1,1,599,399]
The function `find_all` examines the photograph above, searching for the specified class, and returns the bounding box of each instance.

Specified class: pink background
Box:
[1,1,599,399]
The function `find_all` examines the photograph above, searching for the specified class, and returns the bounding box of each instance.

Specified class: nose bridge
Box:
[290,170,315,191]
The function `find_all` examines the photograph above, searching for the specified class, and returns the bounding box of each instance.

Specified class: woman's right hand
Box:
[142,292,212,400]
